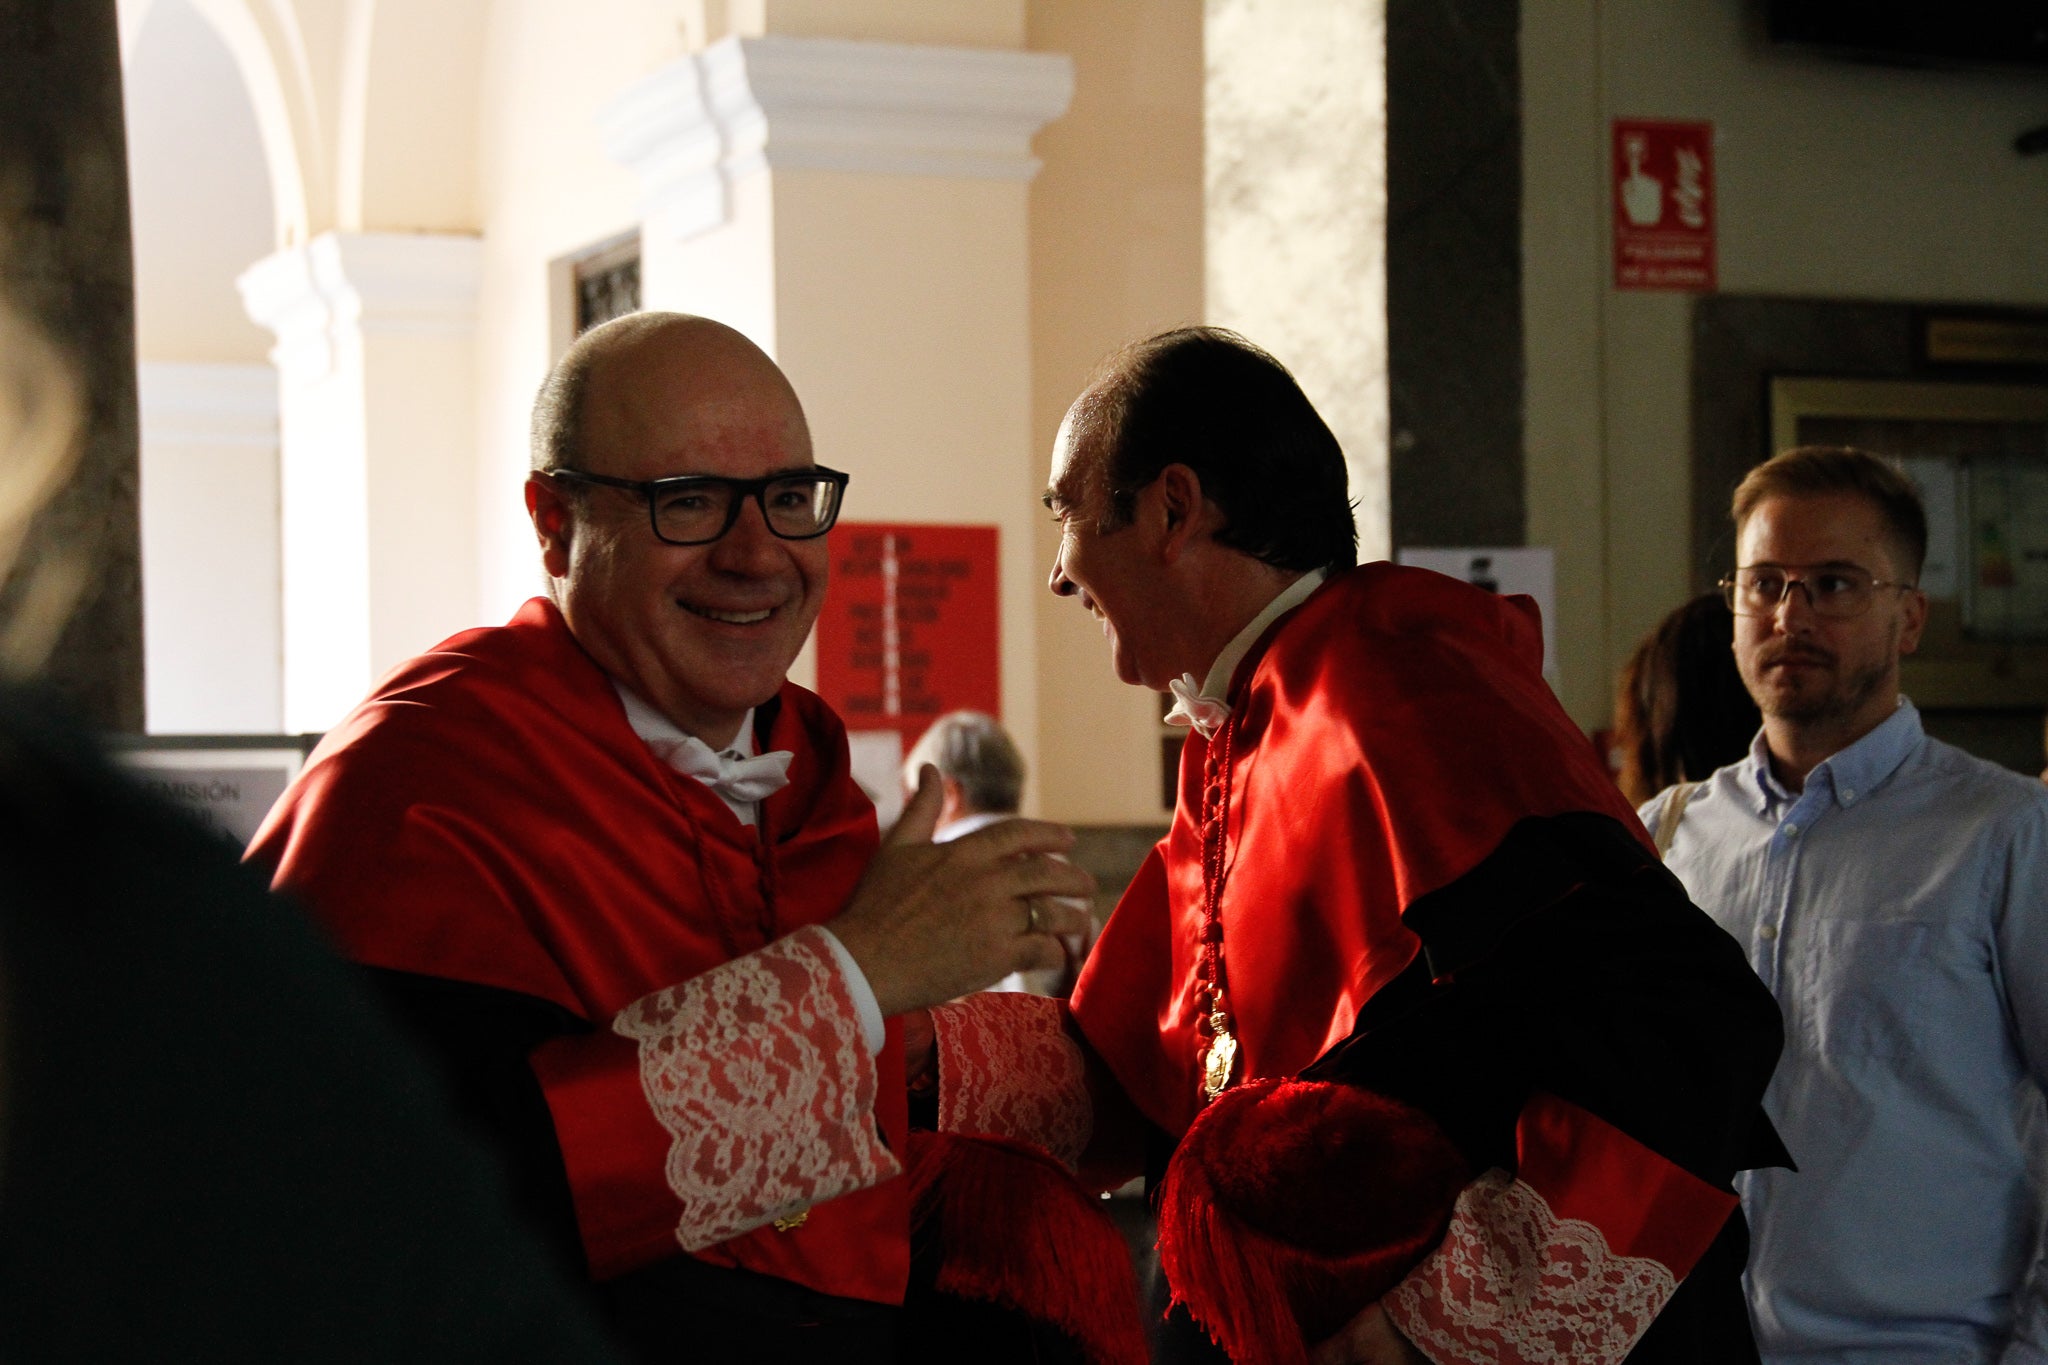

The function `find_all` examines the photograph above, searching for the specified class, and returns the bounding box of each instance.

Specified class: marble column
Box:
[1205,0,1390,561]
[0,0,144,730]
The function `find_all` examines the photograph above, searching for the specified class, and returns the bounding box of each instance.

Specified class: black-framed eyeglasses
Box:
[1719,565,1915,620]
[549,466,850,546]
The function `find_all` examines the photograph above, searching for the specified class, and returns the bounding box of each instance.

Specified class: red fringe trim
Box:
[906,1131,1146,1365]
[1156,1080,1469,1364]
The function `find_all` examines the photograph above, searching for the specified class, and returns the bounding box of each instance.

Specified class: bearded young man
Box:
[1644,445,2048,1365]
[914,327,1788,1365]
[247,313,1096,1363]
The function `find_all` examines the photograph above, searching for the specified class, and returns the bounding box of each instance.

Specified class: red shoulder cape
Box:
[248,598,906,1301]
[1070,564,1647,1139]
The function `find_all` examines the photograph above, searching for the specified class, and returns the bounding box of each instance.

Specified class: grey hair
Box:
[902,711,1025,815]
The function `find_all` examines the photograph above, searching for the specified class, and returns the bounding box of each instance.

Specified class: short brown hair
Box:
[1730,445,1928,580]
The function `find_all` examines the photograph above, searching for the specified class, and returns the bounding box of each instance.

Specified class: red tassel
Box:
[1157,1080,1469,1364]
[906,1131,1148,1365]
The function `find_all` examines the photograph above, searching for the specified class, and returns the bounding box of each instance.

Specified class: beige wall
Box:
[1524,0,2048,729]
[471,0,671,621]
[772,170,1041,779]
[1026,0,1205,824]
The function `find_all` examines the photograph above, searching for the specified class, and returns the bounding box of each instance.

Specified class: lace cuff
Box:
[612,924,902,1252]
[1383,1170,1675,1365]
[931,990,1092,1171]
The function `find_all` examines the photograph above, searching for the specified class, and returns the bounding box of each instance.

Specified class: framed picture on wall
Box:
[1767,377,2048,753]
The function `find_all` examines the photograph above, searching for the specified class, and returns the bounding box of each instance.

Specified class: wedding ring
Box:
[1025,898,1046,935]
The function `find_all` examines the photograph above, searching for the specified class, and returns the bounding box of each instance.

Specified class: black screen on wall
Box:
[1767,0,2048,71]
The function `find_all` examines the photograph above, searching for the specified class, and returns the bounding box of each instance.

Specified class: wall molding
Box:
[601,35,1074,242]
[137,362,279,448]
[238,231,484,381]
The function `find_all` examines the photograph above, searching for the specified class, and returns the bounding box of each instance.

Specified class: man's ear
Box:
[525,475,573,579]
[1898,586,1929,657]
[937,775,968,827]
[1154,463,1215,563]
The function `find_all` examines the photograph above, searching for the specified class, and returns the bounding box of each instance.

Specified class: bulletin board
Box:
[1768,376,2048,708]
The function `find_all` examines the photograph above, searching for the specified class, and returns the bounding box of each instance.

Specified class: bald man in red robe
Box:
[920,328,1786,1365]
[248,314,1094,1363]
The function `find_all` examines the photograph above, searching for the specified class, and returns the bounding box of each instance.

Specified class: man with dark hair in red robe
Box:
[247,313,1095,1363]
[918,328,1786,1365]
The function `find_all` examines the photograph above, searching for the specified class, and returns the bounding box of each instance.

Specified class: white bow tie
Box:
[651,733,795,804]
[1165,673,1231,741]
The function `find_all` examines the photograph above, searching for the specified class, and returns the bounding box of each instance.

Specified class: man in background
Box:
[1646,445,2048,1364]
[904,710,1028,846]
[903,709,1090,995]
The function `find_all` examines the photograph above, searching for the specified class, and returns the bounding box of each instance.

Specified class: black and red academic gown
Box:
[247,598,912,1359]
[1066,564,1786,1364]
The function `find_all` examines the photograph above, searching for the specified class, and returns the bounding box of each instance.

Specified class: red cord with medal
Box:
[1195,718,1240,1103]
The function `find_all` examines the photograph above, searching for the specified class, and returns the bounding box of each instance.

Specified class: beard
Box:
[1743,623,1899,727]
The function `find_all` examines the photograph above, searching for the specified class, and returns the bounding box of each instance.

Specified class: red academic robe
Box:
[247,598,911,1314]
[1050,564,1784,1364]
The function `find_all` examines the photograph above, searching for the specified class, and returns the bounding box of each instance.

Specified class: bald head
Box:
[521,310,826,747]
[531,312,805,480]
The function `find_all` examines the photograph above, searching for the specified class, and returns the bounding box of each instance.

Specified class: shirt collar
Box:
[614,683,758,760]
[1746,695,1922,813]
[934,810,1010,843]
[1195,568,1327,701]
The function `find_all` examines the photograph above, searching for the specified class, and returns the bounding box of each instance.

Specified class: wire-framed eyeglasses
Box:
[1719,565,1916,620]
[549,466,850,546]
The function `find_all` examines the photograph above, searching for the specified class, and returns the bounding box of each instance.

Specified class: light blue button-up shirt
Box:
[1644,700,2048,1365]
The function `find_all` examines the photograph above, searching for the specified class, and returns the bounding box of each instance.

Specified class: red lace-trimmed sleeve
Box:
[931,991,1092,1171]
[531,925,900,1276]
[1381,1093,1736,1365]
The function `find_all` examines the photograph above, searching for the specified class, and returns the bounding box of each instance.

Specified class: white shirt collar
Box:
[614,683,767,827]
[1195,568,1327,700]
[614,684,758,760]
[933,810,1010,844]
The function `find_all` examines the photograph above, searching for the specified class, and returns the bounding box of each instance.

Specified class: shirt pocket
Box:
[1802,918,1984,1062]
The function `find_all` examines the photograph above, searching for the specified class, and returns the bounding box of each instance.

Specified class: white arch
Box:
[122,0,323,246]
[333,0,489,231]
[115,0,158,57]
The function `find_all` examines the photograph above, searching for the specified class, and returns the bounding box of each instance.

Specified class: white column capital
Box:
[600,35,1075,242]
[238,231,484,382]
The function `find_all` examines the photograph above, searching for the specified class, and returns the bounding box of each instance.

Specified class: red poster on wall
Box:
[1613,119,1715,292]
[814,524,1000,810]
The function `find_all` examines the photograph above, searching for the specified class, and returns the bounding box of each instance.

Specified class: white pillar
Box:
[600,36,1071,809]
[137,361,282,734]
[239,231,483,732]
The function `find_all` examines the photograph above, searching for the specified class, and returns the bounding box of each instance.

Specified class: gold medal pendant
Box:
[1202,1021,1239,1102]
